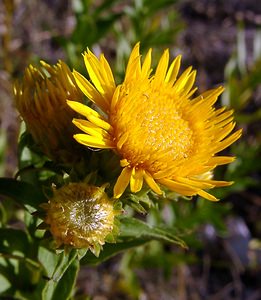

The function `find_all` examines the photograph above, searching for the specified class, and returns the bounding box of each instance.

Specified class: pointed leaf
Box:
[41,249,78,300]
[81,216,187,265]
[0,178,46,213]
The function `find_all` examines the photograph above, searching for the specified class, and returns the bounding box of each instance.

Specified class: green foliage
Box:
[220,25,261,197]
[40,249,80,300]
[0,179,187,298]
[81,215,187,265]
[64,0,124,70]
[223,27,261,116]
[0,178,46,213]
[1,1,260,299]
[63,0,182,78]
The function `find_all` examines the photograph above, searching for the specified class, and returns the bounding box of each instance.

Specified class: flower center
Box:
[110,82,195,174]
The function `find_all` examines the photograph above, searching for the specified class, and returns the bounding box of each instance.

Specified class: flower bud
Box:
[14,60,83,162]
[44,183,120,255]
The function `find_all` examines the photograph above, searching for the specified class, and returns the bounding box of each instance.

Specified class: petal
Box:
[202,180,233,187]
[186,87,198,98]
[176,177,215,189]
[144,171,162,195]
[84,50,106,94]
[212,109,234,123]
[158,178,199,196]
[197,190,219,201]
[67,100,100,118]
[72,71,109,111]
[211,116,234,129]
[125,43,141,80]
[72,119,111,139]
[202,86,225,107]
[117,131,129,150]
[87,114,113,132]
[212,109,234,124]
[154,49,169,82]
[173,66,193,93]
[179,70,196,97]
[74,134,114,149]
[111,85,121,111]
[130,168,144,193]
[208,156,235,166]
[114,167,132,198]
[214,122,236,142]
[141,48,152,78]
[125,56,142,81]
[165,55,181,84]
[213,129,242,153]
[191,86,224,107]
[99,54,116,89]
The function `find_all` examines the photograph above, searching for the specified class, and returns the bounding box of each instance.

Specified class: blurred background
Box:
[0,0,260,299]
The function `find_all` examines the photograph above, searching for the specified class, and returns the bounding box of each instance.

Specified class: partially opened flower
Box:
[14,60,83,162]
[67,43,242,201]
[44,183,120,256]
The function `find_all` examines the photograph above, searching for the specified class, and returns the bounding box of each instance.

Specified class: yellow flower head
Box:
[67,43,242,201]
[44,183,120,255]
[14,60,83,162]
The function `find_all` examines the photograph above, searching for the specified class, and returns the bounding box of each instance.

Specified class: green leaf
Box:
[81,216,187,265]
[124,192,153,214]
[38,247,60,279]
[143,0,177,13]
[81,238,146,265]
[119,217,187,247]
[0,229,42,297]
[94,0,122,16]
[0,270,11,294]
[40,249,79,300]
[0,228,30,254]
[51,259,79,300]
[0,178,46,213]
[51,250,78,282]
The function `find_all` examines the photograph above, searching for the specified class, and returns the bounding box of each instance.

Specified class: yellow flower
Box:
[67,43,242,201]
[44,183,120,255]
[14,60,83,162]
